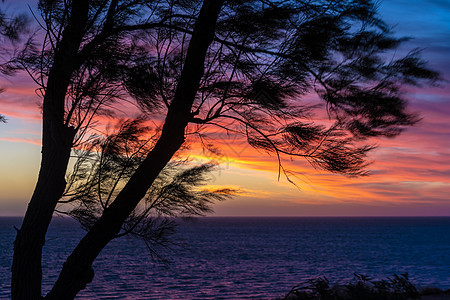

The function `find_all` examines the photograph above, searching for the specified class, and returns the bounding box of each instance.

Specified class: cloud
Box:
[0,137,41,146]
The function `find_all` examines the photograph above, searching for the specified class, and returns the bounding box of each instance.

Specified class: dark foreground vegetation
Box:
[281,274,450,300]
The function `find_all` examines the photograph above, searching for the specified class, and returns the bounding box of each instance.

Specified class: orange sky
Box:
[1,0,450,216]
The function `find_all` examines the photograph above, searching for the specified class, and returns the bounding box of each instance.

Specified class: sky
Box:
[0,0,449,217]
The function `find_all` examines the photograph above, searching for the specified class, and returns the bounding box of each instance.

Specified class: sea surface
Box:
[1,217,449,299]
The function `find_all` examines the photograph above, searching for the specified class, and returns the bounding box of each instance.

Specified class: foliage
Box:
[282,273,421,300]
[0,6,27,43]
[59,119,236,261]
[0,3,29,122]
[8,0,439,174]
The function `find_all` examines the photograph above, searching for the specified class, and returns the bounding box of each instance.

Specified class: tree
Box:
[7,0,438,299]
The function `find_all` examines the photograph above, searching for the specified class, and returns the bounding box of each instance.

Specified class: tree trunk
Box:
[45,0,224,298]
[11,1,90,299]
[11,132,74,300]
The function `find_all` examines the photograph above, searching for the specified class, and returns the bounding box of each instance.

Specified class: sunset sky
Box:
[0,0,449,217]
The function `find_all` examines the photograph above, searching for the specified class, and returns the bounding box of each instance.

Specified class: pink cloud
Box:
[0,137,41,146]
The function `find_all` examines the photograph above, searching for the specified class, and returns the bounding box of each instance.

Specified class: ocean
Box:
[1,217,449,299]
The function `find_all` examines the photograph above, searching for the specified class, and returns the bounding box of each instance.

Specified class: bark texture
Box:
[45,0,224,298]
[11,1,90,299]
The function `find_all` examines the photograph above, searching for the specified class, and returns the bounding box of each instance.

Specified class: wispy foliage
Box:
[181,0,438,178]
[0,4,29,122]
[7,0,438,176]
[60,119,235,260]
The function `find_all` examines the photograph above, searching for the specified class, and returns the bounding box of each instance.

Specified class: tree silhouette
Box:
[5,0,438,298]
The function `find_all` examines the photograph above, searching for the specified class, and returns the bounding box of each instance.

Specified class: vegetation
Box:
[0,5,28,123]
[282,274,449,300]
[60,119,235,262]
[0,0,438,298]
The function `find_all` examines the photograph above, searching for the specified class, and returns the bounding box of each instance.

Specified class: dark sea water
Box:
[1,217,449,299]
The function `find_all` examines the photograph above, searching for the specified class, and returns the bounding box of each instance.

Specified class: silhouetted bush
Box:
[282,273,421,300]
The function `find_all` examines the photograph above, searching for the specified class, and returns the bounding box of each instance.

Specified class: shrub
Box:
[282,273,420,300]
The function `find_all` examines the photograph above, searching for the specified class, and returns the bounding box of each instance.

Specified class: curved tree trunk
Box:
[45,0,224,298]
[11,1,90,299]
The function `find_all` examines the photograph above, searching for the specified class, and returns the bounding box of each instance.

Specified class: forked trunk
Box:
[45,126,186,299]
[45,0,224,298]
